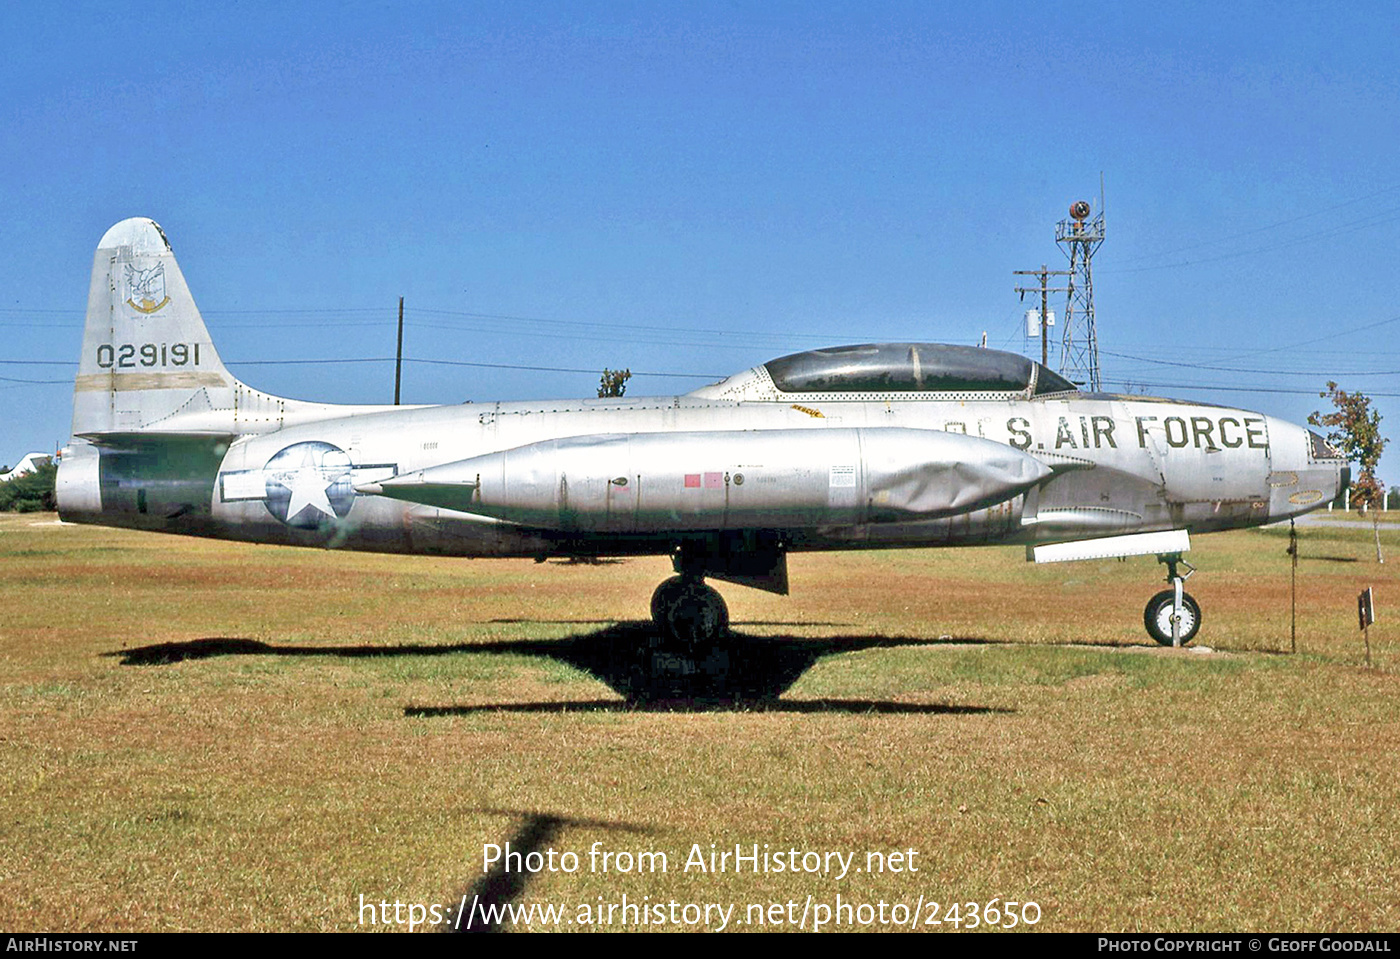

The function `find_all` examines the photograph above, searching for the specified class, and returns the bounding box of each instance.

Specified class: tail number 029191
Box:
[96,343,202,369]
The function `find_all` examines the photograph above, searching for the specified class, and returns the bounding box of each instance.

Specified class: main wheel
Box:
[650,576,729,648]
[650,576,688,626]
[1144,589,1202,646]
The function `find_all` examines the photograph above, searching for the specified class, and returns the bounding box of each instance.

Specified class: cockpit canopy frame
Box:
[762,343,1077,398]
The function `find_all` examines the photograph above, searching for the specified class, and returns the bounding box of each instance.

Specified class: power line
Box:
[228,357,721,378]
[1103,204,1400,275]
[0,373,69,384]
[1109,181,1400,267]
[1099,349,1400,377]
[1102,379,1400,398]
[1253,313,1400,358]
[0,356,722,378]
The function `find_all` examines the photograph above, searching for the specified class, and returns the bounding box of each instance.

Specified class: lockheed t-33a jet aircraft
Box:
[58,218,1346,665]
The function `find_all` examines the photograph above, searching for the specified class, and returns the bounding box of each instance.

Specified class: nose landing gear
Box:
[1144,552,1200,646]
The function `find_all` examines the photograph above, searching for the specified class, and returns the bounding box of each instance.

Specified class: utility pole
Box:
[1014,265,1069,367]
[394,296,404,405]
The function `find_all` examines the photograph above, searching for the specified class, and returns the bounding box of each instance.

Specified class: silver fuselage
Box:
[57,384,1341,558]
[54,218,1345,566]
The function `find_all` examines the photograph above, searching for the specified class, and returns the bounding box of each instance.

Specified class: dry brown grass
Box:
[0,513,1396,931]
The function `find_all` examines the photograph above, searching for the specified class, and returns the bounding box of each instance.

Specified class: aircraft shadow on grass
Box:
[107,624,1017,711]
[448,808,655,934]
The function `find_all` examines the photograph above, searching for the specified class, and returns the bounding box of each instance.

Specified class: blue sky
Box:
[3,1,1397,487]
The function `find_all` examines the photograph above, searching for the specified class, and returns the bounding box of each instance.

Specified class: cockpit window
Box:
[1308,430,1342,460]
[763,343,1075,395]
[1032,366,1077,395]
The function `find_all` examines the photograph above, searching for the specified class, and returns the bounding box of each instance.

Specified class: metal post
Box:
[1040,268,1049,366]
[1289,519,1298,654]
[394,296,404,405]
[1358,587,1375,667]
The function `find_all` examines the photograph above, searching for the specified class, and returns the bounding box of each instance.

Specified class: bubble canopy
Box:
[763,343,1078,396]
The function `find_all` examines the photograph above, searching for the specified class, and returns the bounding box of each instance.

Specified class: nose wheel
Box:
[1144,553,1200,646]
[1144,588,1201,645]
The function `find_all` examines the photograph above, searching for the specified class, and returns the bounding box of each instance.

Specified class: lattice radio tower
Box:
[1055,199,1105,391]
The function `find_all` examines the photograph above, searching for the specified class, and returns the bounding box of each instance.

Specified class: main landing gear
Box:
[633,535,793,700]
[643,543,737,696]
[642,574,732,697]
[1144,552,1200,647]
[650,574,730,647]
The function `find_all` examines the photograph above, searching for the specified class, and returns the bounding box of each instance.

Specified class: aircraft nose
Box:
[1267,418,1346,518]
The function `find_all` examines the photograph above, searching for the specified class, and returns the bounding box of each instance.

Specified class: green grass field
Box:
[1,513,1396,932]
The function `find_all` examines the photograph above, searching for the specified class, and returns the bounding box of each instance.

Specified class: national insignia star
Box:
[280,449,339,522]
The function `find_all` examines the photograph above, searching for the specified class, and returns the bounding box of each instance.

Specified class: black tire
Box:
[650,576,688,626]
[650,577,728,649]
[1144,589,1201,646]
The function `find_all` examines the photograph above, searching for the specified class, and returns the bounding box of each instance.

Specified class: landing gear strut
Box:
[1144,552,1200,646]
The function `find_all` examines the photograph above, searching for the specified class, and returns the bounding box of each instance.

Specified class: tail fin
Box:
[60,219,399,525]
[71,217,404,445]
[73,218,241,436]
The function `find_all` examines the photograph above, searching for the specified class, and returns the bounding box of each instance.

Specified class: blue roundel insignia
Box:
[262,442,356,529]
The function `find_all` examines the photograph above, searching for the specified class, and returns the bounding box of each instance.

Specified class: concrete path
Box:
[1293,513,1400,530]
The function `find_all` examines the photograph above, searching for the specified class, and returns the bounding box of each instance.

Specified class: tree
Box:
[1310,382,1388,563]
[0,460,58,513]
[598,368,631,398]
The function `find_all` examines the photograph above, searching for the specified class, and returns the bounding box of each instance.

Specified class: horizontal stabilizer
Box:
[77,430,239,451]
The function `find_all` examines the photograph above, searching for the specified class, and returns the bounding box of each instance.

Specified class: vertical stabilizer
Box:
[60,218,398,526]
[72,217,238,435]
